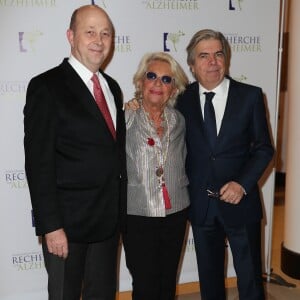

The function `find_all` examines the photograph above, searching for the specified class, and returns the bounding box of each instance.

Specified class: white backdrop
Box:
[0,0,281,299]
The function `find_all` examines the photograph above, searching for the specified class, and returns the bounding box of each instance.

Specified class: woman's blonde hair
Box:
[133,52,189,106]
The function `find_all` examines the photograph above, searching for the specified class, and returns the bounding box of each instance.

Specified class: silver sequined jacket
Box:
[126,106,190,217]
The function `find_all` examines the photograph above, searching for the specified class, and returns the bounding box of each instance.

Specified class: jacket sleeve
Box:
[24,75,63,236]
[236,87,274,193]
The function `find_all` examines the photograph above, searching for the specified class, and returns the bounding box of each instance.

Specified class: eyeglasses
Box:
[206,189,220,198]
[145,71,174,85]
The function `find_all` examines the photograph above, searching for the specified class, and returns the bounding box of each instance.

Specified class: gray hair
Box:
[186,29,231,71]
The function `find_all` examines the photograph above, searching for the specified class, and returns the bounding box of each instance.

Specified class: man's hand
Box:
[219,181,245,204]
[124,98,140,110]
[45,228,68,259]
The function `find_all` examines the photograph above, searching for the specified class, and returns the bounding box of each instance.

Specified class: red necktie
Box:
[91,74,116,140]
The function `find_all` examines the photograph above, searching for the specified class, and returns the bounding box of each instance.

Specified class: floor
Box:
[177,186,300,300]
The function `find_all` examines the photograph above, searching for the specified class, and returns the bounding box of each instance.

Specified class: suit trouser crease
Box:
[192,214,265,300]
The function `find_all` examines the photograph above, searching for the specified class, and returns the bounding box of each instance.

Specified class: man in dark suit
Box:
[24,5,126,300]
[176,29,274,300]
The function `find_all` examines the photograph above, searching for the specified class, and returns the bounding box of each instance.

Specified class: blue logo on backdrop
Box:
[163,30,185,52]
[19,31,43,53]
[229,0,244,11]
[91,0,106,7]
[31,210,35,227]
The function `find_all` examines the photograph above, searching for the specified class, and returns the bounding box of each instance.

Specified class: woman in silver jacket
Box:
[123,52,190,300]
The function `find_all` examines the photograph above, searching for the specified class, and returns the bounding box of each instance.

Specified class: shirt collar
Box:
[68,55,95,84]
[199,77,229,97]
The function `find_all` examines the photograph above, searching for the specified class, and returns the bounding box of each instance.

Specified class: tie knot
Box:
[204,91,215,102]
[91,74,100,87]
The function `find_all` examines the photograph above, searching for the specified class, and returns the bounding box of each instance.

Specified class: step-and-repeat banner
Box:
[0,1,281,298]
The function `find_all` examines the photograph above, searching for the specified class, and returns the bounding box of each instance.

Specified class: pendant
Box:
[162,183,171,209]
[156,166,164,177]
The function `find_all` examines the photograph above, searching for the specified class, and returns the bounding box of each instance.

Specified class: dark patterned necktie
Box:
[91,74,116,140]
[204,92,217,148]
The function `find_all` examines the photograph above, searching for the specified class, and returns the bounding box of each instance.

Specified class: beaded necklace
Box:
[141,104,172,209]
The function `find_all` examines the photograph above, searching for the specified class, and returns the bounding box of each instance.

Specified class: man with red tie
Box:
[24,5,126,299]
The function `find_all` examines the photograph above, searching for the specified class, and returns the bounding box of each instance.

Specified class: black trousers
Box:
[123,209,188,300]
[192,216,265,300]
[42,231,119,300]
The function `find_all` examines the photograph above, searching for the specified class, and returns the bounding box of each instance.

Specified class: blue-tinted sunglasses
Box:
[145,71,174,85]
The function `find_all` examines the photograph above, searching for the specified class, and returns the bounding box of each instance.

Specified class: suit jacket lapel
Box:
[60,59,114,129]
[189,82,215,150]
[101,70,126,143]
[217,79,240,145]
[189,82,206,129]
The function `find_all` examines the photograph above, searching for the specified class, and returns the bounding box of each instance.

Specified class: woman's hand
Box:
[124,98,140,110]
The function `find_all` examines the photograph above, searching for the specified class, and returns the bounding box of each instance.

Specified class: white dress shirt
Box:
[68,55,116,127]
